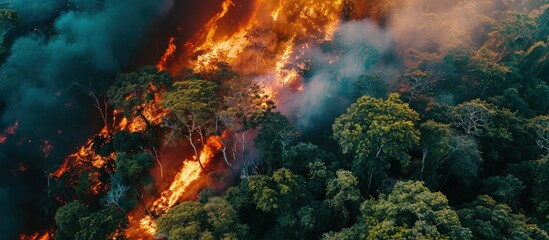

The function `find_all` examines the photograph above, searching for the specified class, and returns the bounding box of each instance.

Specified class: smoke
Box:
[0,0,172,237]
[274,19,393,129]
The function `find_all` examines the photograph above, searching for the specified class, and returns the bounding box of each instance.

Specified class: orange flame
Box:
[126,136,223,238]
[19,232,52,240]
[49,126,112,179]
[157,37,177,71]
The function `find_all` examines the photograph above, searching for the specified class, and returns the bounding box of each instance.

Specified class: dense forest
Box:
[2,0,549,239]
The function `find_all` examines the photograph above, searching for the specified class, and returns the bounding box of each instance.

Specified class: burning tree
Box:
[161,79,217,172]
[217,75,269,179]
[107,66,171,129]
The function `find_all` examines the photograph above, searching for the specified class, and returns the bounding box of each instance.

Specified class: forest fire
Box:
[126,136,223,238]
[163,0,350,91]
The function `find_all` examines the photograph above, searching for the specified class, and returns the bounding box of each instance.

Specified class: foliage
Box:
[107,66,171,125]
[75,207,128,240]
[156,197,248,239]
[55,201,90,238]
[333,93,419,191]
[362,181,472,239]
[458,195,548,240]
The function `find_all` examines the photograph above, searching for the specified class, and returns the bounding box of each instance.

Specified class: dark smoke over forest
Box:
[1,0,549,239]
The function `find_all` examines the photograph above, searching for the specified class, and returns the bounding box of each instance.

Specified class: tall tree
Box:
[161,79,217,172]
[362,181,472,239]
[254,112,300,174]
[459,195,548,240]
[217,75,268,179]
[333,93,420,193]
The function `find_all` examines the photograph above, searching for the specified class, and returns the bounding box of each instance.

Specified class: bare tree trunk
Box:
[221,147,236,181]
[187,126,205,172]
[421,146,428,175]
[151,146,163,180]
[241,132,246,162]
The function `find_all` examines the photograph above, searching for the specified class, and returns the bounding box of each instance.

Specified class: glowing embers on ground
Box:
[127,136,223,238]
[0,121,19,144]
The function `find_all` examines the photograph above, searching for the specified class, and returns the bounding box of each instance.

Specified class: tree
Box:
[458,195,548,240]
[481,175,525,210]
[75,207,128,240]
[55,201,90,238]
[352,73,387,100]
[441,133,483,187]
[532,156,549,231]
[0,9,21,59]
[217,75,268,179]
[325,170,362,227]
[399,67,443,103]
[530,116,549,156]
[333,93,420,193]
[468,48,511,96]
[451,99,493,136]
[254,112,300,174]
[282,142,329,176]
[362,181,472,239]
[418,121,451,180]
[107,66,171,128]
[156,198,248,239]
[161,79,217,172]
[105,182,130,208]
[115,151,153,184]
[496,12,538,59]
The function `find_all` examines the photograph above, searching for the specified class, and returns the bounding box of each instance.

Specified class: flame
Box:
[160,0,347,99]
[19,232,52,240]
[126,136,223,238]
[157,37,177,71]
[49,126,112,179]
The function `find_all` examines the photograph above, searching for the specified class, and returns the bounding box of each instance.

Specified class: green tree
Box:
[325,170,363,227]
[75,207,128,240]
[530,116,549,156]
[333,93,420,193]
[161,79,217,172]
[254,112,300,174]
[115,151,153,184]
[55,201,90,238]
[282,142,329,176]
[442,134,483,187]
[352,73,387,100]
[362,181,472,240]
[532,156,549,231]
[451,99,493,136]
[468,48,511,96]
[218,75,268,158]
[0,9,22,60]
[107,66,171,129]
[481,175,525,210]
[156,201,203,239]
[458,195,548,240]
[418,121,451,183]
[156,197,248,239]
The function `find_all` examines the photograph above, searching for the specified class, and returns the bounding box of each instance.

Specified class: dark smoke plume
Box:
[0,0,172,237]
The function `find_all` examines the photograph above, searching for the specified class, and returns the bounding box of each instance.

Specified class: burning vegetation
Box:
[3,0,549,239]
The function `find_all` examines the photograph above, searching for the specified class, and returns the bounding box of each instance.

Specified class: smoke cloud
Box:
[0,0,172,237]
[273,19,393,129]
